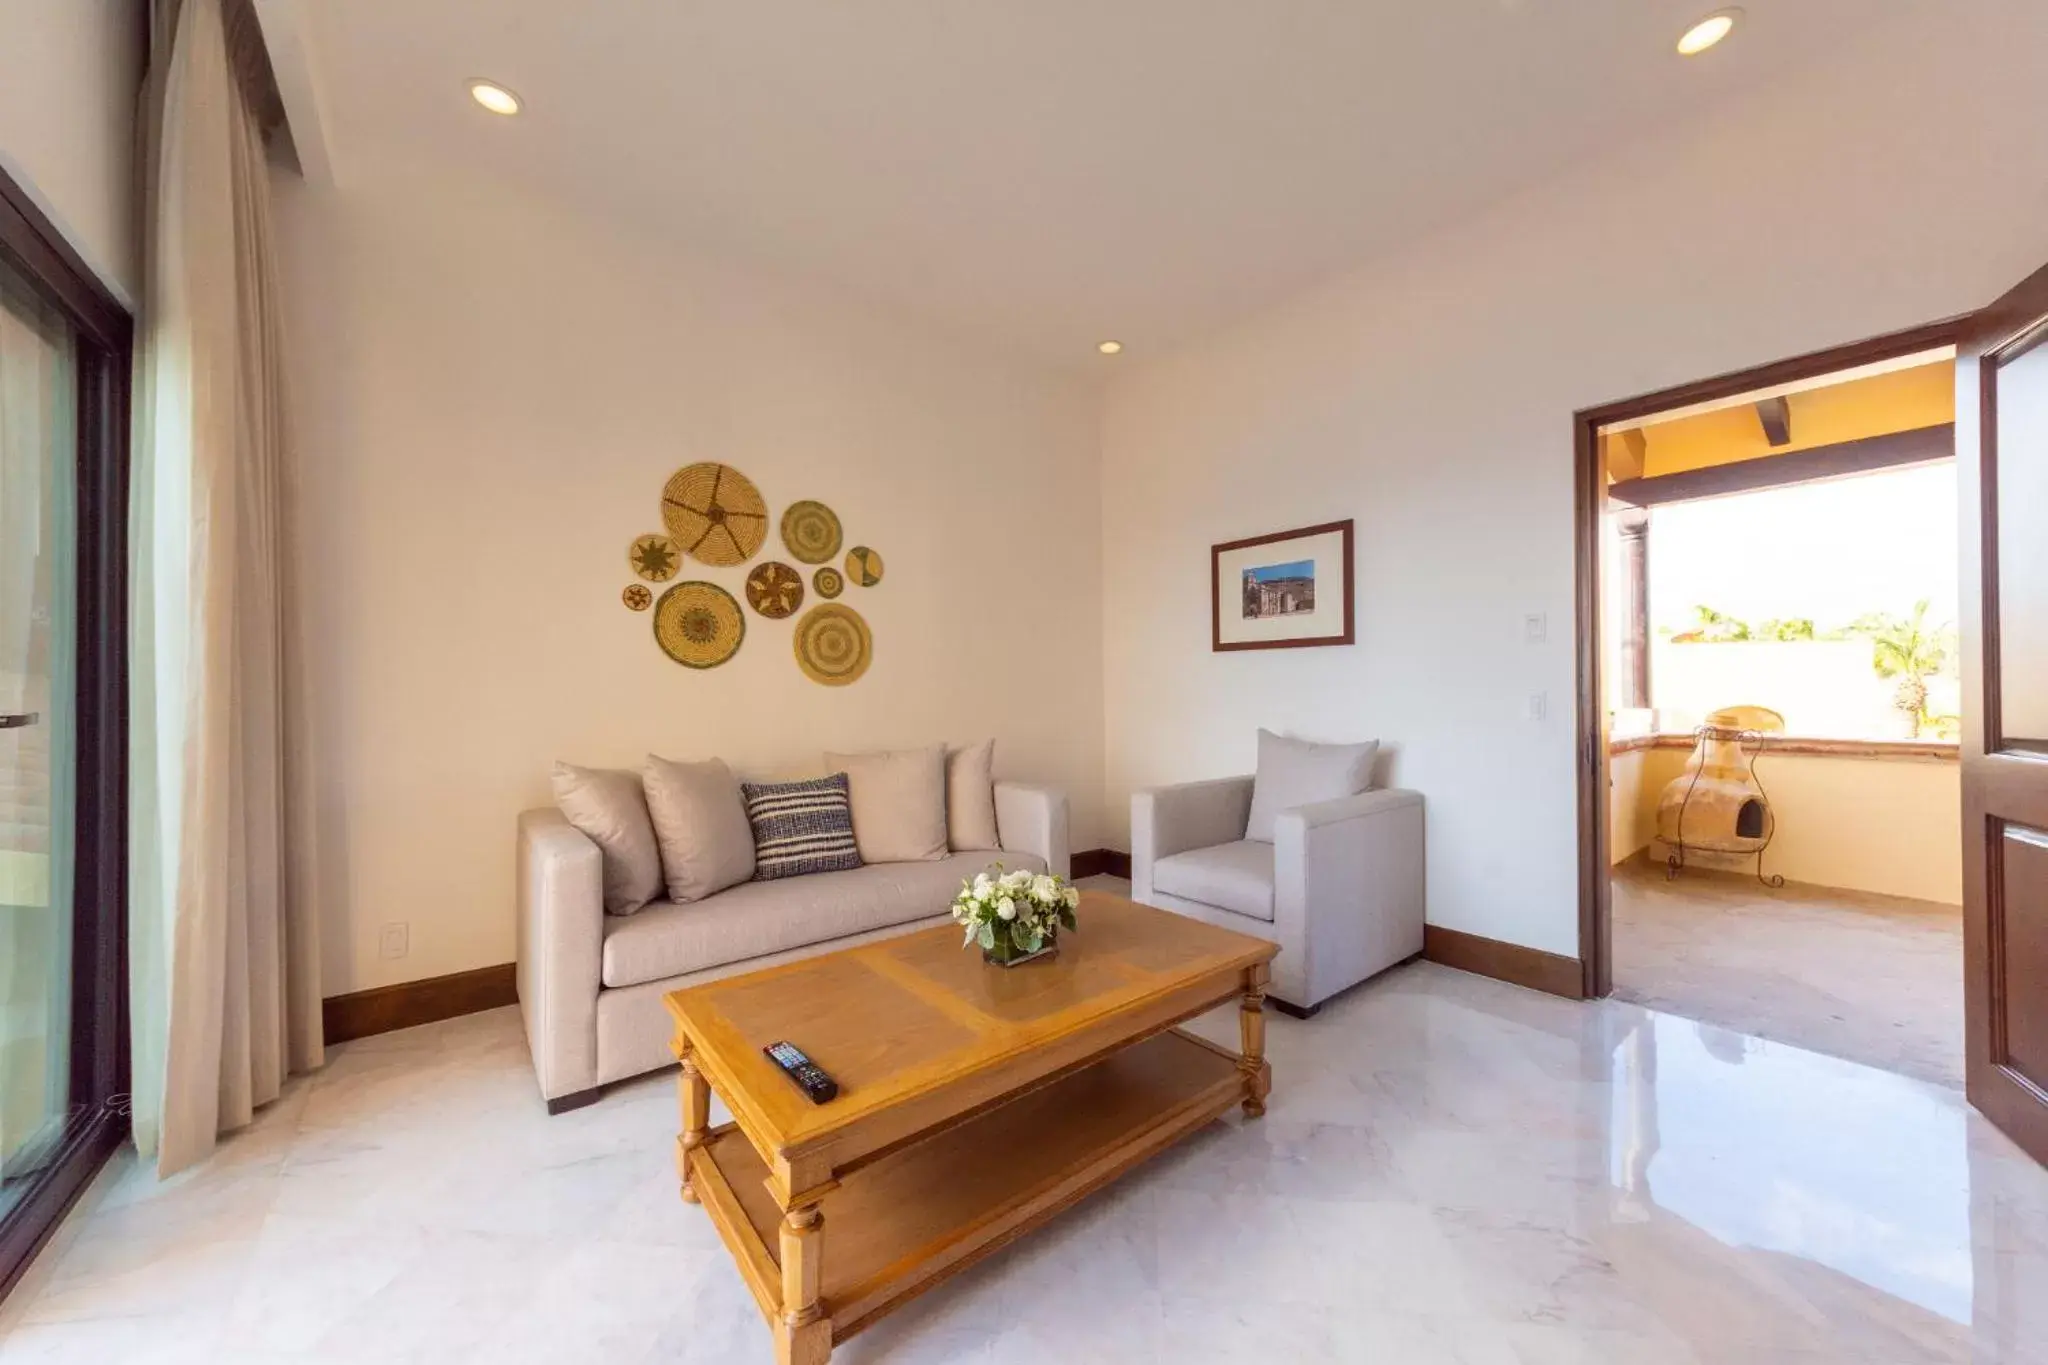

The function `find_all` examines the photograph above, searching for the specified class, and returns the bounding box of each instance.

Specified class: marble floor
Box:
[2,959,2045,1363]
[1612,859,1965,1089]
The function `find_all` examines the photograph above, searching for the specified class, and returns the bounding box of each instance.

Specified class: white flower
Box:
[972,873,994,896]
[1031,874,1058,903]
[1064,887,1081,909]
[997,897,1017,921]
[1002,869,1031,890]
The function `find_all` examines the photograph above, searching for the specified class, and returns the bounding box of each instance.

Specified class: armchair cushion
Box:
[1150,840,1275,922]
[1245,729,1379,842]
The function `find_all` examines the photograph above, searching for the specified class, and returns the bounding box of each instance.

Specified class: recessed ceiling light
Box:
[1098,340,1123,355]
[468,80,522,115]
[1676,9,1740,56]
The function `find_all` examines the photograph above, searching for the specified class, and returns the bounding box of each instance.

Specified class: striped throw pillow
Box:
[741,774,863,881]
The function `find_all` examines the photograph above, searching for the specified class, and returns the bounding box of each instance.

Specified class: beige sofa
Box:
[517,781,1070,1111]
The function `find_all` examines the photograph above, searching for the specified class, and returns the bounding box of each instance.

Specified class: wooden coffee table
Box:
[663,891,1278,1364]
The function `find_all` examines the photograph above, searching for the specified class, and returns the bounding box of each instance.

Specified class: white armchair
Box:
[1131,776,1424,1015]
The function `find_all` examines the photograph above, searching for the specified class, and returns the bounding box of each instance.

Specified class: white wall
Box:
[0,0,142,300]
[274,154,1104,995]
[1650,642,1939,740]
[1099,3,2048,958]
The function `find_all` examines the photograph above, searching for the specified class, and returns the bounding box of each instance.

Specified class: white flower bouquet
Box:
[952,865,1081,966]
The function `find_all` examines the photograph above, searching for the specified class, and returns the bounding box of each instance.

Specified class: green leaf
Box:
[977,922,996,951]
[1058,907,1077,931]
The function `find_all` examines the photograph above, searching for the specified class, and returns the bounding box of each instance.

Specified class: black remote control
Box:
[763,1041,839,1104]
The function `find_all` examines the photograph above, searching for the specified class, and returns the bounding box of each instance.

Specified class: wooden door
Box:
[1959,260,2048,1165]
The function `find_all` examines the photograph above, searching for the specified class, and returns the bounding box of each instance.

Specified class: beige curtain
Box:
[131,0,321,1177]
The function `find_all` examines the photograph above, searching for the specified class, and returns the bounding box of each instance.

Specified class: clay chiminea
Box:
[1655,705,1786,885]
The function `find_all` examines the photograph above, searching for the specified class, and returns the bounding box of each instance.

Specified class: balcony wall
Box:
[1609,736,1960,905]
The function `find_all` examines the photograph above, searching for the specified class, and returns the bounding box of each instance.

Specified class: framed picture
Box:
[1211,519,1354,652]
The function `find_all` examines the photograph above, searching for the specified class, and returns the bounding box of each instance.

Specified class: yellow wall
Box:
[1609,746,1961,903]
[1609,748,1657,866]
[1603,360,1955,482]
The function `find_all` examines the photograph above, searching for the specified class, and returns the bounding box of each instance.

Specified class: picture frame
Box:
[1211,519,1355,652]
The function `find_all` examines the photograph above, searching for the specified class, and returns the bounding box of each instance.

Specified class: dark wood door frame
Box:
[1572,317,1966,1000]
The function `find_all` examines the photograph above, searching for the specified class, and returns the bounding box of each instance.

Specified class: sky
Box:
[1246,559,1314,583]
[1645,463,1958,636]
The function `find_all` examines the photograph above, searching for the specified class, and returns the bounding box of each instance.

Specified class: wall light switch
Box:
[1526,691,1547,722]
[379,922,409,960]
[1524,612,1547,643]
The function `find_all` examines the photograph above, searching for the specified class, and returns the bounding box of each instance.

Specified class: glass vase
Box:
[983,928,1059,968]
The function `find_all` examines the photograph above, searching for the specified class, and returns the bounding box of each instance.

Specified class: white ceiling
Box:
[300,1,1921,367]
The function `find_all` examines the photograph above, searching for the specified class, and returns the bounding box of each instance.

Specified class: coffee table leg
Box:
[777,1204,832,1365]
[677,1040,709,1205]
[1239,962,1272,1119]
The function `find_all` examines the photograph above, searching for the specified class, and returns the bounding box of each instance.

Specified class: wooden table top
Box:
[664,891,1276,1155]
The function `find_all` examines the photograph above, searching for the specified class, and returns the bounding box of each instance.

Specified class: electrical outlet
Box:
[1524,612,1547,643]
[379,922,409,960]
[1527,691,1547,721]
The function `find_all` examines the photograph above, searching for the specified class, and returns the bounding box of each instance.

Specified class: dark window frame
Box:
[0,165,132,1307]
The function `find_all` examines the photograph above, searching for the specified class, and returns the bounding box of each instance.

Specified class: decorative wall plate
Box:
[745,561,805,619]
[780,500,844,565]
[662,463,768,566]
[792,603,872,686]
[628,533,680,582]
[621,584,653,611]
[812,566,844,600]
[845,545,884,587]
[653,581,745,668]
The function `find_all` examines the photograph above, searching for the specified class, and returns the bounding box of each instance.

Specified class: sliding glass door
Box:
[0,263,78,1225]
[0,171,130,1304]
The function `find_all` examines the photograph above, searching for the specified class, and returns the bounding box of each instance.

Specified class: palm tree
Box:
[1669,604,1753,643]
[1757,617,1817,641]
[1851,600,1956,736]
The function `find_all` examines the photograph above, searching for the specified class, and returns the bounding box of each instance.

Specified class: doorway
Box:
[1592,350,1965,1085]
[1576,263,2048,1169]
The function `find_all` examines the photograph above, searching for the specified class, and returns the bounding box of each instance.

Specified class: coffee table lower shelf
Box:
[685,1027,1247,1344]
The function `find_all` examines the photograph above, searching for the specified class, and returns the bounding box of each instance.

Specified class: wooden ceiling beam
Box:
[1603,426,1649,483]
[1755,395,1793,447]
[1609,422,1952,508]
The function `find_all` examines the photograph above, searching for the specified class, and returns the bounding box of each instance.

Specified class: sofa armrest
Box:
[1270,789,1425,1007]
[1131,776,1255,899]
[516,808,605,1102]
[994,781,1070,878]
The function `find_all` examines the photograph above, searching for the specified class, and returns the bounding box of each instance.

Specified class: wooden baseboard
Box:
[323,963,518,1044]
[1072,849,1132,880]
[1423,926,1585,1001]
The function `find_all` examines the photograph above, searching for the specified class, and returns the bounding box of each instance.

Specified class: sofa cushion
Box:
[551,762,663,915]
[1150,840,1276,922]
[642,755,756,902]
[825,745,949,863]
[601,850,1045,988]
[742,774,862,880]
[1245,729,1379,843]
[946,740,1000,851]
